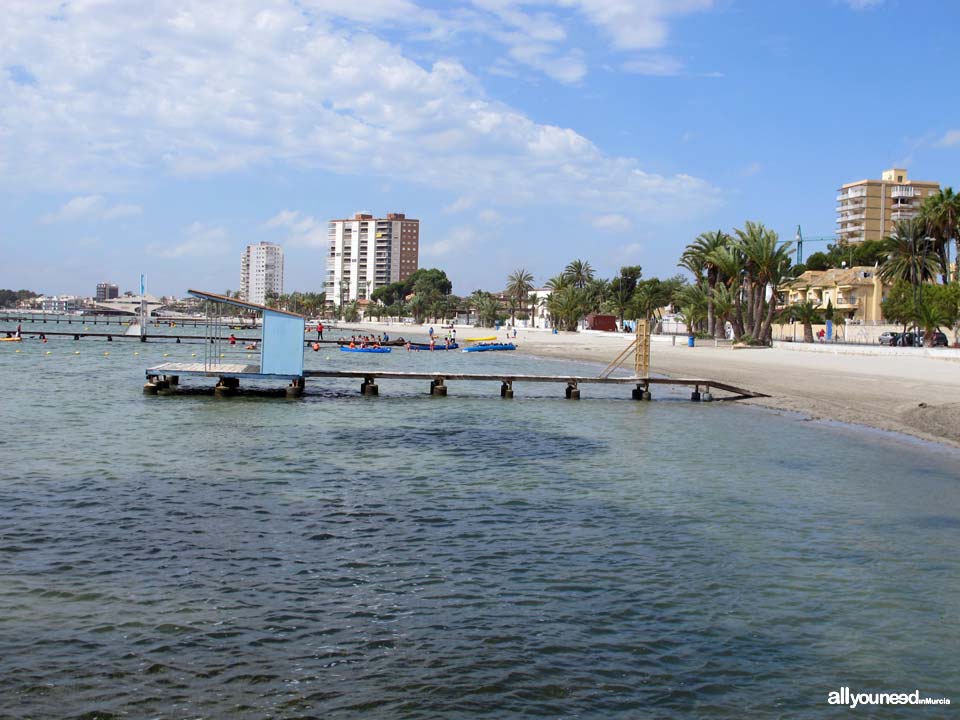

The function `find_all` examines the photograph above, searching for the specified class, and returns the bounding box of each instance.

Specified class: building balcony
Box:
[836,212,866,222]
[890,186,916,198]
[837,189,868,201]
[891,210,916,221]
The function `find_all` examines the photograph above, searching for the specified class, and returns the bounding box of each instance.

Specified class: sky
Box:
[1,0,959,298]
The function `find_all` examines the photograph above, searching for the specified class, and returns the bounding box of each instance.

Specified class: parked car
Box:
[878,331,899,345]
[923,330,948,347]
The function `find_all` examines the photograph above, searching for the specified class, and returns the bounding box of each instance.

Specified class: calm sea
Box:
[0,321,957,718]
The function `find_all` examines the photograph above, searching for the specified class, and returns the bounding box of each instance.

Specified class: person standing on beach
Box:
[428,325,434,339]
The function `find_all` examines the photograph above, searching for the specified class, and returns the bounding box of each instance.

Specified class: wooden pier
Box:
[139,297,765,402]
[144,362,766,402]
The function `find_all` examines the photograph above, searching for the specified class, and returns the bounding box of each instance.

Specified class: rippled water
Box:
[1,324,958,718]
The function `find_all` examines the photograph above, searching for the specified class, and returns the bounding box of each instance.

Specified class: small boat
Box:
[464,335,497,342]
[408,342,459,351]
[0,337,23,342]
[340,346,391,353]
[462,342,516,352]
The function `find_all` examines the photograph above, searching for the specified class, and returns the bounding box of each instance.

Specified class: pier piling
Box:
[361,375,379,396]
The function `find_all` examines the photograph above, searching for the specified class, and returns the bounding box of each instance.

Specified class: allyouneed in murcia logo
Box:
[828,687,951,708]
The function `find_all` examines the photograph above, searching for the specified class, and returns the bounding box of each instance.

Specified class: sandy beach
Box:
[344,321,960,449]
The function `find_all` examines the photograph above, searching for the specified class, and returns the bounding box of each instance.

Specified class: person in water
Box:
[316,322,324,340]
[229,334,236,345]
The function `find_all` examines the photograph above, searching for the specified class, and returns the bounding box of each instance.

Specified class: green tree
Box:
[680,230,730,336]
[733,220,792,342]
[920,187,960,283]
[563,259,594,289]
[505,268,535,324]
[878,218,941,287]
[779,298,822,343]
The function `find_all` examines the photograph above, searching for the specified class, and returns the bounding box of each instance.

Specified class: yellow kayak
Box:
[464,335,497,342]
[0,337,22,342]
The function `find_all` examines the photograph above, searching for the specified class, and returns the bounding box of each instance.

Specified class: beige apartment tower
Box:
[836,168,939,243]
[326,212,420,306]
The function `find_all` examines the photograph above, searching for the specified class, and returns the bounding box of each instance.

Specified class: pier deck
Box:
[145,362,766,401]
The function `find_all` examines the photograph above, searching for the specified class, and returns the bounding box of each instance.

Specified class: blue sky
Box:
[2,0,958,297]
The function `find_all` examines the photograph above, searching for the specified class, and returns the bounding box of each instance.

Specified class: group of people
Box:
[345,333,389,350]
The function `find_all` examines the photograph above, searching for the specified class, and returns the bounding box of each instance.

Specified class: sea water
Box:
[0,327,957,718]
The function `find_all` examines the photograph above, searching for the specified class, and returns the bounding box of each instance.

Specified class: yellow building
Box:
[785,266,890,323]
[836,168,939,243]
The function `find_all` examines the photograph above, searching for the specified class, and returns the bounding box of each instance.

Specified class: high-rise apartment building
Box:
[326,212,420,305]
[836,168,939,243]
[240,242,284,305]
[96,282,119,301]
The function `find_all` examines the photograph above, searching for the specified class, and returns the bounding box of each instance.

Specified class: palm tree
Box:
[921,187,960,283]
[709,283,737,340]
[545,286,584,331]
[564,259,594,289]
[676,282,709,336]
[505,269,535,325]
[912,300,951,347]
[680,230,730,335]
[879,218,940,287]
[779,298,822,343]
[584,277,609,313]
[527,291,543,328]
[733,221,792,341]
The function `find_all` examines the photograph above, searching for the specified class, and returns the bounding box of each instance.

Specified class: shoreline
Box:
[344,321,960,450]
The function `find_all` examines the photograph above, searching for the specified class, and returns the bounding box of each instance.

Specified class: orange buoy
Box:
[312,342,320,351]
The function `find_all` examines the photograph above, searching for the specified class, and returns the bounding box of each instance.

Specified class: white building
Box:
[240,242,284,305]
[40,295,81,313]
[326,213,419,306]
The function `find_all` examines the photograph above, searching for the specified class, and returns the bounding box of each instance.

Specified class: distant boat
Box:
[340,346,391,353]
[408,342,459,351]
[462,343,515,352]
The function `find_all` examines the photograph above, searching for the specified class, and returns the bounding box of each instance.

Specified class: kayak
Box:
[0,337,23,342]
[408,342,459,351]
[340,346,391,353]
[462,343,516,352]
[464,335,496,342]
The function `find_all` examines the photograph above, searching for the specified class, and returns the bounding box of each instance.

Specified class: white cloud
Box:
[845,0,883,9]
[102,203,142,219]
[263,209,327,247]
[741,161,762,177]
[477,208,514,224]
[41,195,104,223]
[622,55,684,76]
[40,195,141,223]
[592,213,632,233]
[4,2,717,222]
[422,227,480,257]
[442,196,477,215]
[149,222,229,258]
[938,130,960,147]
[562,0,713,50]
